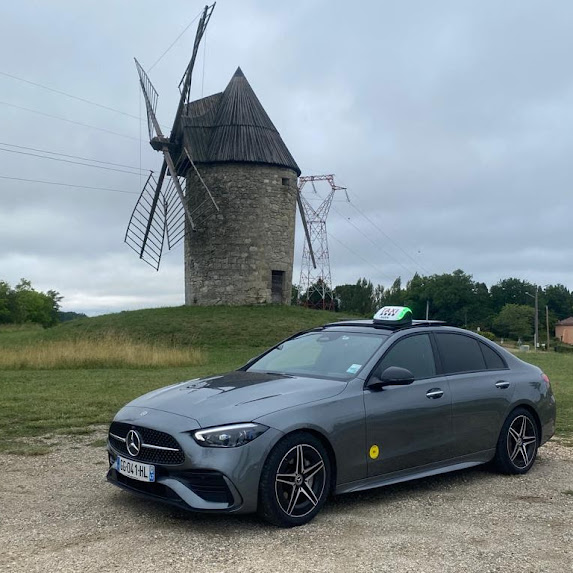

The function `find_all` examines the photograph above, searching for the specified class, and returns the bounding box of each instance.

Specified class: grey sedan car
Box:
[107,307,556,527]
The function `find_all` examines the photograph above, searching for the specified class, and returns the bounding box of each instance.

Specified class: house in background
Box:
[555,317,573,345]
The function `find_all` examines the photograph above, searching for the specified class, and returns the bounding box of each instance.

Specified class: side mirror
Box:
[367,366,415,389]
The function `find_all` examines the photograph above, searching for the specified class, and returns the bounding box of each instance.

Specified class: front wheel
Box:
[494,408,538,474]
[258,432,331,527]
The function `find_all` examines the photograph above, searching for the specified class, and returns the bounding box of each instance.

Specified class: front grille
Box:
[109,421,185,465]
[113,470,184,502]
[181,471,234,504]
[109,468,234,508]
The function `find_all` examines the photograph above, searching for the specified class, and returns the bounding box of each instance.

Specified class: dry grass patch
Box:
[0,334,205,369]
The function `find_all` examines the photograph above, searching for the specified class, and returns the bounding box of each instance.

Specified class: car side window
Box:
[435,333,486,374]
[376,334,436,380]
[479,341,506,370]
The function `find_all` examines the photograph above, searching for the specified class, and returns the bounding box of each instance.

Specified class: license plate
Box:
[115,456,155,483]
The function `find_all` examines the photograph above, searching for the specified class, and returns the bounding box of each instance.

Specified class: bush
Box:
[477,331,496,341]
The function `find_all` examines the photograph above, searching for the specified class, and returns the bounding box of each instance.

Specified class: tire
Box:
[493,408,539,475]
[258,432,331,527]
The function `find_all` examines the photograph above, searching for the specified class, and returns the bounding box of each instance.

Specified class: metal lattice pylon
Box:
[298,175,347,310]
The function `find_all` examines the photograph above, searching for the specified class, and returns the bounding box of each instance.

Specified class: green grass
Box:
[0,305,571,454]
[518,352,573,440]
[0,305,337,453]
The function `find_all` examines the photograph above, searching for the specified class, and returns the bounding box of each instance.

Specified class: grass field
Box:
[0,305,571,454]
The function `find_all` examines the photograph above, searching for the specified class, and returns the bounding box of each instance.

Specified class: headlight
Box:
[193,423,269,448]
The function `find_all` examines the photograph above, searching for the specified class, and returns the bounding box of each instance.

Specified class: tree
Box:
[382,277,404,307]
[403,273,428,320]
[544,284,573,320]
[300,279,336,311]
[372,284,385,312]
[490,278,537,313]
[334,278,375,315]
[291,285,300,305]
[0,281,10,324]
[423,270,477,326]
[492,304,535,340]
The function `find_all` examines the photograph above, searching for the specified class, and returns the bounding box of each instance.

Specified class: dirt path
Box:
[1,430,572,573]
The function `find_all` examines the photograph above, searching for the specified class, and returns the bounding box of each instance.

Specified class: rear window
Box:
[435,333,486,374]
[479,342,506,370]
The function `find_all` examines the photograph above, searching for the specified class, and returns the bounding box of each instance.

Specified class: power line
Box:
[0,100,141,142]
[0,141,149,171]
[327,231,397,284]
[307,184,419,279]
[0,174,138,195]
[0,146,145,176]
[0,70,141,121]
[347,199,433,275]
[330,203,419,277]
[149,10,203,71]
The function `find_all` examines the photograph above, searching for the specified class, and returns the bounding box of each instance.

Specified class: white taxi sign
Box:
[373,306,412,324]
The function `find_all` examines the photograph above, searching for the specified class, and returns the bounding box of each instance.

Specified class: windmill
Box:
[125,3,316,306]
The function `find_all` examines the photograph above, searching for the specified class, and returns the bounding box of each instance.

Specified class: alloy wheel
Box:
[274,443,326,518]
[506,415,537,469]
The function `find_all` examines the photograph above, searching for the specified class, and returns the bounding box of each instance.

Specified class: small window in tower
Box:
[271,271,285,303]
[281,178,290,187]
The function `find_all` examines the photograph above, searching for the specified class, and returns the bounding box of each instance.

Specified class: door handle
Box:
[495,380,510,389]
[426,388,444,399]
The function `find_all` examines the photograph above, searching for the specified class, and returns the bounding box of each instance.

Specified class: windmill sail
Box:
[135,58,163,142]
[125,4,218,269]
[124,171,166,270]
[296,191,316,268]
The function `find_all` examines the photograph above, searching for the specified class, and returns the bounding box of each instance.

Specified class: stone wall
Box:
[184,162,298,305]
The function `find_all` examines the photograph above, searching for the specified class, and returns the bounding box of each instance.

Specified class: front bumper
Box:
[106,406,282,514]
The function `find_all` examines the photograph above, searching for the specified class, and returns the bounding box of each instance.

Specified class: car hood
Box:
[125,370,347,428]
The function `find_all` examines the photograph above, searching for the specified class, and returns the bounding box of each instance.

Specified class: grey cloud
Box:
[1,0,572,315]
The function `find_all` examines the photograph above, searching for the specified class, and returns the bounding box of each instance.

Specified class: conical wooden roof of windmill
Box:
[182,67,300,175]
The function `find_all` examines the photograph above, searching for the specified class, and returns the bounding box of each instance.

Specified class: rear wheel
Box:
[494,408,538,474]
[258,432,330,527]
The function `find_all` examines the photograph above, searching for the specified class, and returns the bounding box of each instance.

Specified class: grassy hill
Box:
[1,305,344,350]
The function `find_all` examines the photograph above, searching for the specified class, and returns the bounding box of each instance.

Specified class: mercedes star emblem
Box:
[126,429,142,457]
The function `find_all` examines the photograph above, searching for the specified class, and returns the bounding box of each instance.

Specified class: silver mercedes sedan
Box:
[107,307,556,527]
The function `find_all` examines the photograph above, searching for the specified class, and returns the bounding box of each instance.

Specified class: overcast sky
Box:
[1,1,572,315]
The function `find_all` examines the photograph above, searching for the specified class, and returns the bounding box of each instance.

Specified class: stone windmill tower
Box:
[125,4,314,306]
[182,67,301,305]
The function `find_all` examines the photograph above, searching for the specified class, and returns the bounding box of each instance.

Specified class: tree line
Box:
[0,279,63,327]
[296,270,573,341]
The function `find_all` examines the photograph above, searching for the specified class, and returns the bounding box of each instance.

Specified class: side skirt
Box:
[335,450,495,495]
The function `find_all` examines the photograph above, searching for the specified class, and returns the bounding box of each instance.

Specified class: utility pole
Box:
[534,288,539,351]
[546,305,550,350]
[525,289,539,352]
[426,299,429,320]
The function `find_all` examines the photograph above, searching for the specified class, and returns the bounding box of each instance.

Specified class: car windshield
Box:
[246,330,387,380]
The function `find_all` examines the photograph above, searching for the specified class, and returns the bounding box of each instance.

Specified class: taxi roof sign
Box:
[373,306,413,326]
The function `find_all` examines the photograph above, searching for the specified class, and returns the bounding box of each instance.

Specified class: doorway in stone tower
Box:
[271,270,285,303]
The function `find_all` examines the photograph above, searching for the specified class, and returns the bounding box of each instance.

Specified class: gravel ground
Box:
[1,429,572,573]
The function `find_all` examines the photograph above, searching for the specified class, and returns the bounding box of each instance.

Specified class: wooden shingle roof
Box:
[182,68,300,175]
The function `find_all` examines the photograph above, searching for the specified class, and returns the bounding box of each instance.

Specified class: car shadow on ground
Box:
[107,462,515,531]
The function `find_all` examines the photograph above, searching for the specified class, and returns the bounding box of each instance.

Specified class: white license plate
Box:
[115,456,155,482]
